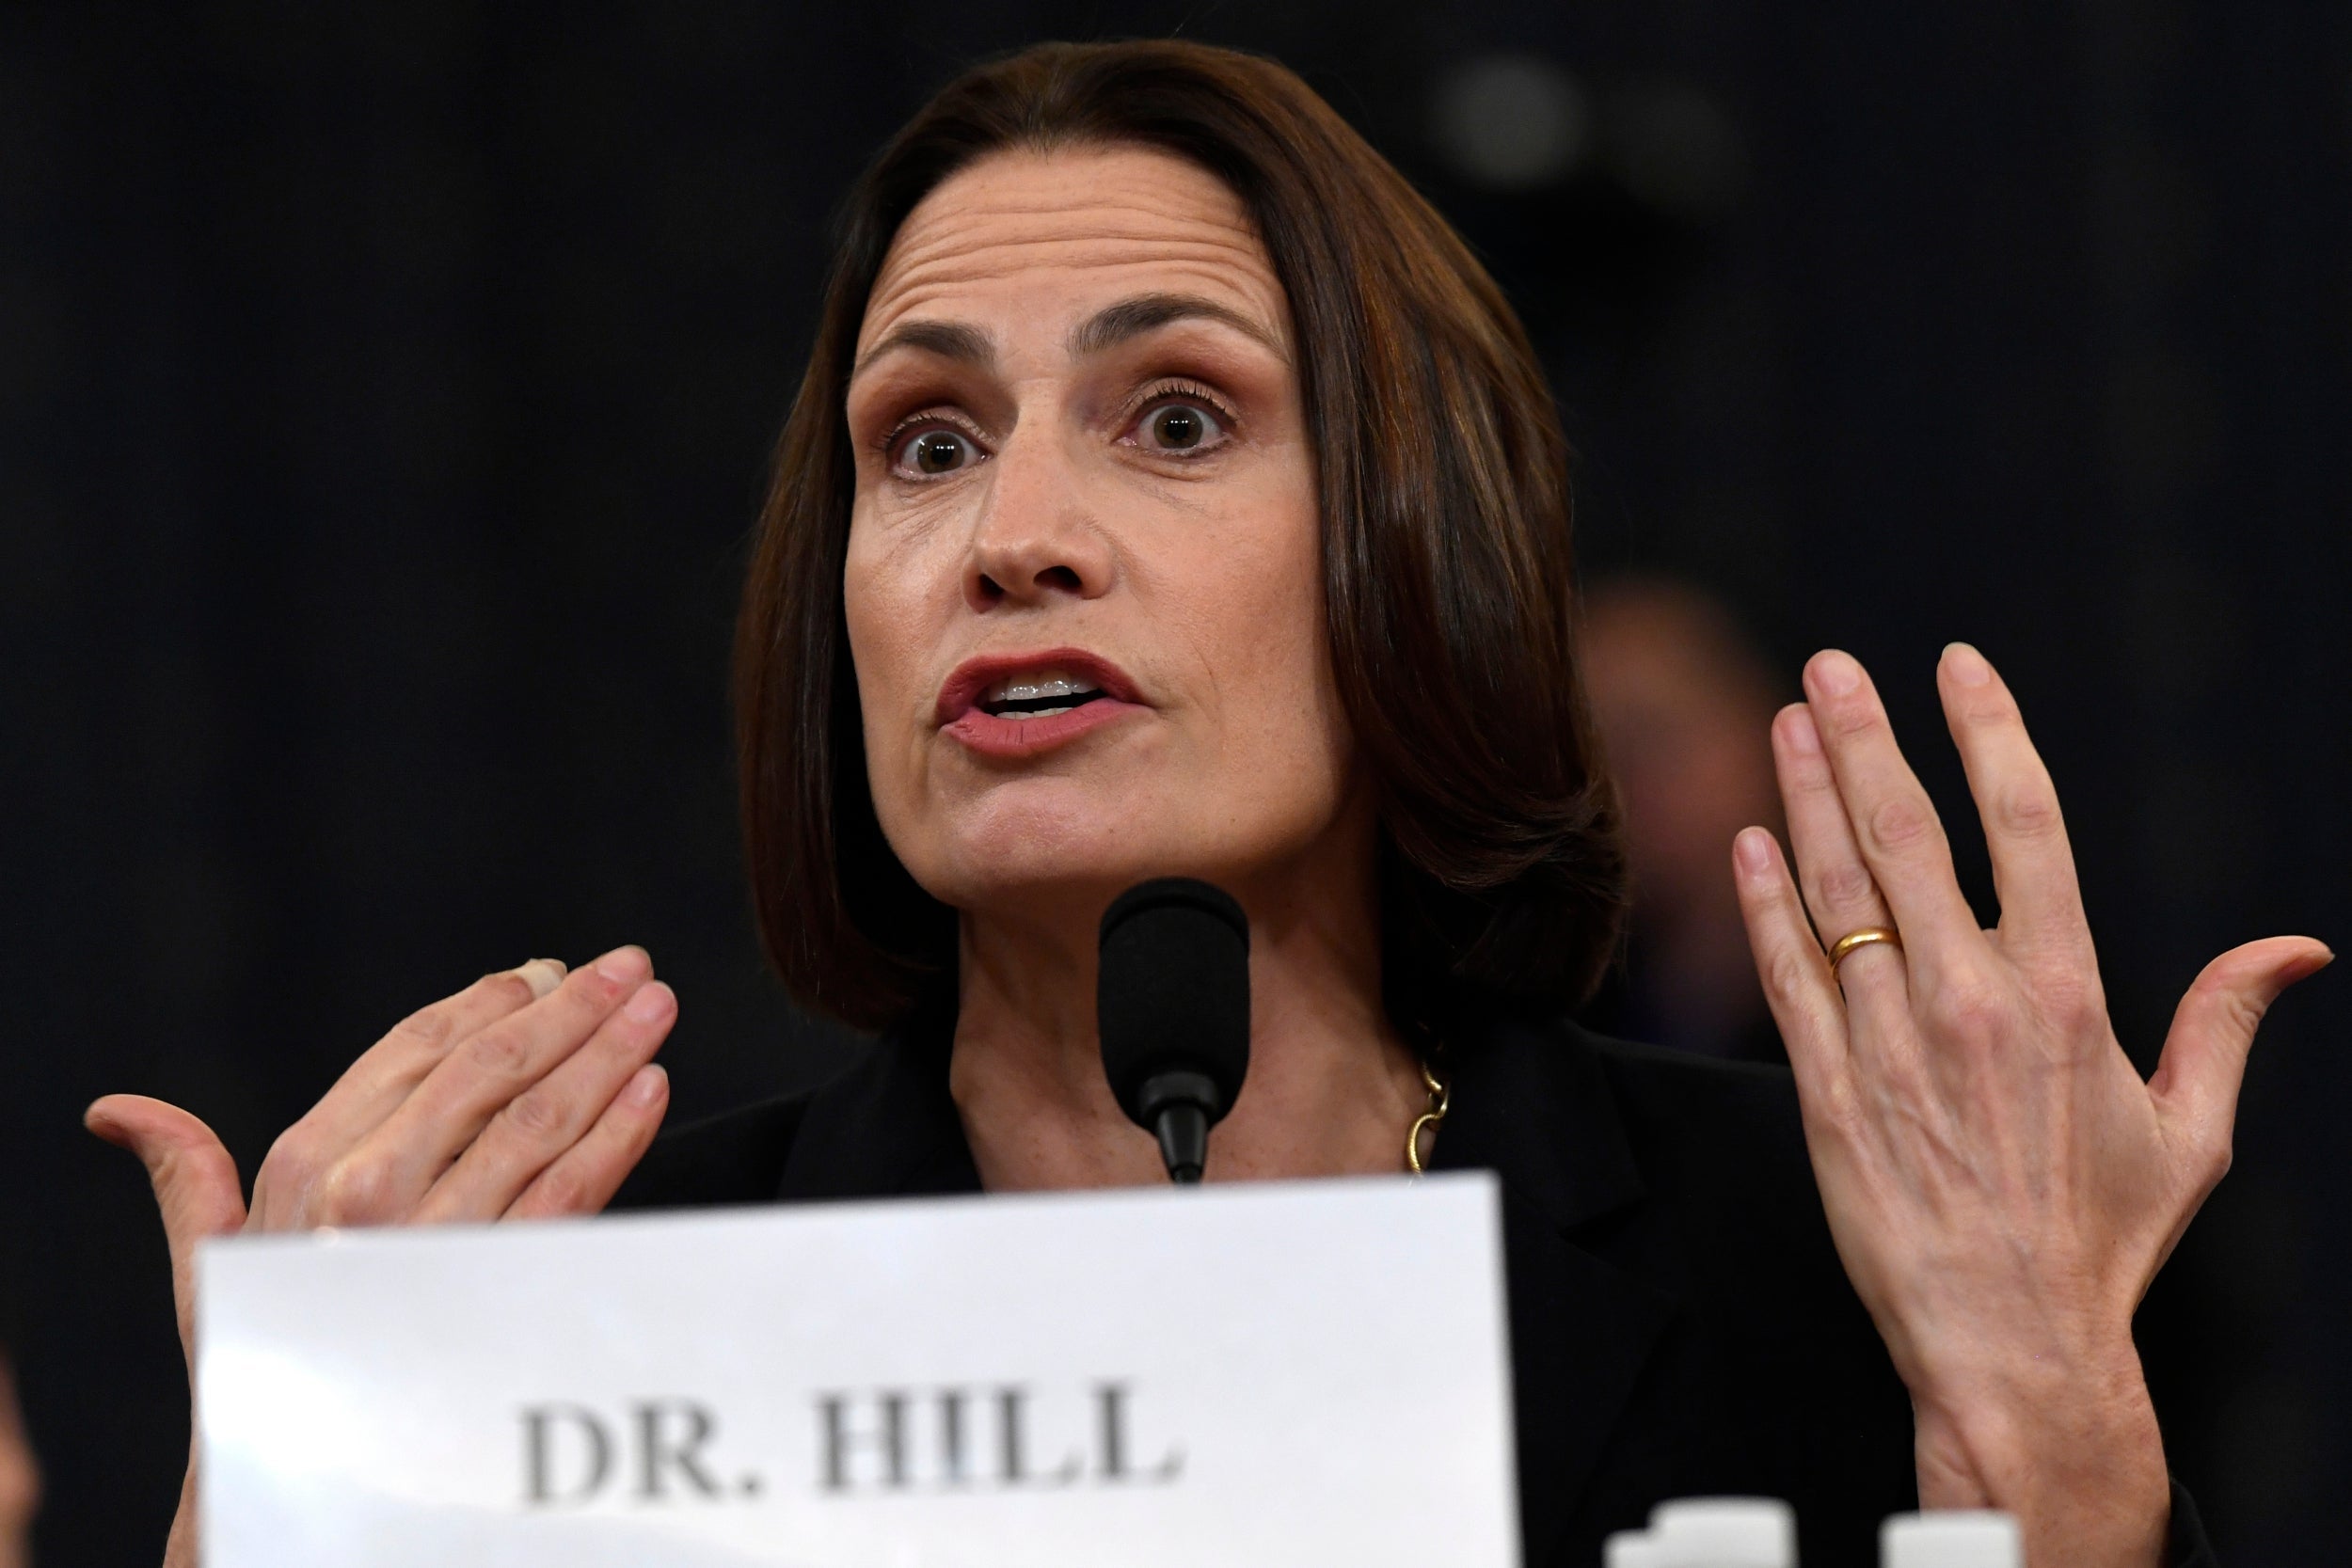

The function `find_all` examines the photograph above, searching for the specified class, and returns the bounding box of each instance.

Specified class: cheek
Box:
[842,512,935,815]
[1185,475,1352,799]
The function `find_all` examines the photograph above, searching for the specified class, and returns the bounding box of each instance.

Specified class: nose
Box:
[961,430,1115,613]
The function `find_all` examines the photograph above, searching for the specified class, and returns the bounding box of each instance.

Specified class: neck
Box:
[946,848,1429,1192]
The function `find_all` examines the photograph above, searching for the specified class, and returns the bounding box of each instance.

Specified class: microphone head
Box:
[1097,878,1251,1129]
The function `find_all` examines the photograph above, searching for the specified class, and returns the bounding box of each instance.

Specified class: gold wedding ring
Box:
[1826,927,1902,969]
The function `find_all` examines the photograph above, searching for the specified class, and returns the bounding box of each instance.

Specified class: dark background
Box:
[3,2,2345,1562]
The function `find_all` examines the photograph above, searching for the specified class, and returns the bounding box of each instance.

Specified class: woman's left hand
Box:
[1732,642,2330,1568]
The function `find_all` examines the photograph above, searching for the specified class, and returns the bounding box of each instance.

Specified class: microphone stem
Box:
[1153,1102,1210,1184]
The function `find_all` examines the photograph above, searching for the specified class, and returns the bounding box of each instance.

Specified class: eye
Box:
[1131,397,1231,455]
[887,424,983,480]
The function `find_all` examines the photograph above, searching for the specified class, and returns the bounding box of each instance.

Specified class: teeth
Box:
[981,670,1103,705]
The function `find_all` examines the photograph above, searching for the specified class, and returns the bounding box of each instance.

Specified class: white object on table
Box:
[1604,1528,1666,1566]
[1880,1511,2023,1568]
[1649,1496,1798,1566]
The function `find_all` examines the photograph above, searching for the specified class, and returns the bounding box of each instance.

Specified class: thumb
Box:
[2150,936,2334,1162]
[86,1094,248,1368]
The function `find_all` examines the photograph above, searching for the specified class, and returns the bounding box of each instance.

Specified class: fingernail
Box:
[1944,641,1993,687]
[1780,705,1822,755]
[624,980,675,1023]
[1810,649,1862,696]
[81,1102,137,1153]
[595,945,650,984]
[1734,827,1773,875]
[626,1064,668,1106]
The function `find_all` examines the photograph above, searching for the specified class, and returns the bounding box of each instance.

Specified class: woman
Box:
[89,40,2328,1568]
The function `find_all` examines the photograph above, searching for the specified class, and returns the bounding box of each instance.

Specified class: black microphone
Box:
[1097,878,1251,1184]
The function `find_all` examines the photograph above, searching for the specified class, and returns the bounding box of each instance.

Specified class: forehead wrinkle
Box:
[860,150,1291,368]
[867,170,1271,294]
[900,187,1260,230]
[894,195,1257,241]
[861,244,1288,364]
[890,165,1263,253]
[869,230,1272,316]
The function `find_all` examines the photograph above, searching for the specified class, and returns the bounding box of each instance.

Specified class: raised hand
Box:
[86,948,676,1567]
[1731,644,2329,1568]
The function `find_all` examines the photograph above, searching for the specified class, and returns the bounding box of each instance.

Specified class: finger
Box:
[2151,937,2333,1164]
[277,958,567,1162]
[505,1063,670,1220]
[1936,643,2090,964]
[411,979,677,1223]
[1802,650,1985,961]
[164,1463,199,1568]
[85,1095,248,1366]
[322,946,656,1221]
[1772,704,1908,1012]
[1731,826,1852,1103]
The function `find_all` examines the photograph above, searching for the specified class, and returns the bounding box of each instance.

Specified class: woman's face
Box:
[843,145,1361,925]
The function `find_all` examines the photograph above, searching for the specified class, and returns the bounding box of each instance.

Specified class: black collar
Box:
[1428,1007,1646,1228]
[1436,1013,1675,1560]
[773,999,1674,1565]
[775,989,980,1202]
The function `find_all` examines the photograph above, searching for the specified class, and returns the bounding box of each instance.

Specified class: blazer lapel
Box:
[1433,1014,1677,1565]
[771,996,1673,1565]
[775,990,982,1202]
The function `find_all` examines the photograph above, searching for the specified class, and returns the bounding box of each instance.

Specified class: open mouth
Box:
[977,672,1107,721]
[935,648,1141,757]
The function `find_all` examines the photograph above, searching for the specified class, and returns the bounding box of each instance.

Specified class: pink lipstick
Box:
[935,648,1147,760]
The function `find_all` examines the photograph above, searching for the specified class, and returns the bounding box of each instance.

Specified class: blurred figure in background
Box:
[1579,575,1787,1062]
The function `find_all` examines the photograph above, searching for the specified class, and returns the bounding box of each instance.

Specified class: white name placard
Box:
[199,1173,1520,1567]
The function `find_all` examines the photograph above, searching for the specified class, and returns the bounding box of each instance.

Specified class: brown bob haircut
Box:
[737,39,1626,1034]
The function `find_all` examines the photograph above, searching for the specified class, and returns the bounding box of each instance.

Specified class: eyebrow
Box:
[1067,292,1284,360]
[850,292,1283,385]
[850,319,995,384]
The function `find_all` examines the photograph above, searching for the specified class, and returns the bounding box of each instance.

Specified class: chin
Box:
[914,787,1185,913]
[898,781,1357,927]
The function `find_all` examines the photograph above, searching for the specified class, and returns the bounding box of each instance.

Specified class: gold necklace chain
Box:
[1406,1058,1452,1175]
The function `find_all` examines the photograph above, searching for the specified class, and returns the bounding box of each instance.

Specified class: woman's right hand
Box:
[85,946,677,1567]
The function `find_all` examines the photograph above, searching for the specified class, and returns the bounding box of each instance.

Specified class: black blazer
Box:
[614,1000,2217,1568]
